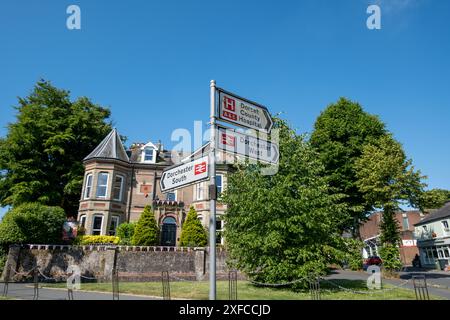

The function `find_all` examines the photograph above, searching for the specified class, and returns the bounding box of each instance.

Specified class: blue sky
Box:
[1,0,450,217]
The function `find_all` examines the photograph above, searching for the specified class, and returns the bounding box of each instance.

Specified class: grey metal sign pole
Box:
[209,80,217,300]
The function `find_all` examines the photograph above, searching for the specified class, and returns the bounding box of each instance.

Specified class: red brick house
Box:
[359,211,423,265]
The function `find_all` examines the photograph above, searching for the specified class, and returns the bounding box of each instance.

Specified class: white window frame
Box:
[96,172,109,198]
[216,174,223,196]
[109,216,120,236]
[442,220,449,232]
[216,216,224,245]
[195,182,203,201]
[142,147,155,163]
[84,174,93,199]
[112,174,125,201]
[79,215,87,228]
[92,215,104,235]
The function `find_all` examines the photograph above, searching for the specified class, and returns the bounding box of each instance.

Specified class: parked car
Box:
[365,256,382,266]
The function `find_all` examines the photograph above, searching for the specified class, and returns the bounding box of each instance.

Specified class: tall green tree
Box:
[419,189,450,211]
[0,80,112,216]
[310,98,387,235]
[132,205,159,246]
[354,135,425,271]
[223,118,348,286]
[180,206,207,247]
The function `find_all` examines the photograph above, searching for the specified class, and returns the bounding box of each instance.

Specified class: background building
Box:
[414,202,450,270]
[77,129,230,246]
[359,211,422,265]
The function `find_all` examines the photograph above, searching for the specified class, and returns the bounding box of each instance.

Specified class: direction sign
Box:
[160,156,209,192]
[218,89,273,133]
[217,127,279,165]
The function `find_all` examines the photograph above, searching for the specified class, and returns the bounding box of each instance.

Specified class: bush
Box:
[74,235,119,245]
[343,238,364,271]
[0,203,66,245]
[0,247,6,274]
[116,222,135,245]
[379,244,403,272]
[180,206,207,247]
[132,206,159,246]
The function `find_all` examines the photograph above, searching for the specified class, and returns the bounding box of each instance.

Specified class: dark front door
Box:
[161,217,177,246]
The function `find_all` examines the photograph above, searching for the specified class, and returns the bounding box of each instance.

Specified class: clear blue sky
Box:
[1,0,450,217]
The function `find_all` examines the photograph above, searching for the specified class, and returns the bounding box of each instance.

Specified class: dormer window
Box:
[144,148,154,162]
[140,142,158,163]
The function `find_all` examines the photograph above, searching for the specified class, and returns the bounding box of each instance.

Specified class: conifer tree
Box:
[132,205,159,246]
[180,206,207,247]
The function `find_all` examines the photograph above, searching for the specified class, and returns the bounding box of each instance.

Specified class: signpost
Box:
[217,127,279,165]
[218,89,273,132]
[159,81,275,300]
[160,155,209,193]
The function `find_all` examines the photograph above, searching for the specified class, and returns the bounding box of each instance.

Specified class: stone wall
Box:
[1,245,235,282]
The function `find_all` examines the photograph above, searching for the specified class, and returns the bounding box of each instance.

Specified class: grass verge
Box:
[42,279,441,300]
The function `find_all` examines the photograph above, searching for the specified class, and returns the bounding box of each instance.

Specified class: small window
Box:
[92,215,103,235]
[402,216,409,230]
[166,191,176,201]
[143,148,154,162]
[96,172,109,198]
[216,218,224,245]
[216,175,223,196]
[79,215,86,228]
[84,174,93,199]
[109,216,119,236]
[196,183,203,201]
[112,175,124,201]
[423,225,428,231]
[444,248,450,258]
[442,221,449,230]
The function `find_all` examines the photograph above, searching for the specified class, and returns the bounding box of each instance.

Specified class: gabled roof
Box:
[84,128,129,163]
[415,202,450,226]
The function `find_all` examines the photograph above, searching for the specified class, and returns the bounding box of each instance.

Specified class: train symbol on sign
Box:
[221,133,236,147]
[194,162,207,175]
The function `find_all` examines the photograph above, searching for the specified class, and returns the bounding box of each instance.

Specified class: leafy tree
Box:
[116,222,136,245]
[0,202,66,245]
[354,135,425,271]
[223,118,348,287]
[343,238,364,271]
[419,189,450,211]
[0,80,112,216]
[132,205,159,246]
[310,98,387,235]
[180,206,207,247]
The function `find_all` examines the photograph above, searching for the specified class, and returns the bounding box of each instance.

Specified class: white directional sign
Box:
[217,127,279,165]
[160,156,209,192]
[218,89,273,133]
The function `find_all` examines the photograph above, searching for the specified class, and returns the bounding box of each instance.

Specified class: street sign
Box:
[160,155,209,192]
[218,89,273,133]
[217,127,279,165]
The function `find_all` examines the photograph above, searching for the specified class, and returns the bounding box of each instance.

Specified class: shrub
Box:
[0,203,66,245]
[132,206,159,246]
[343,238,364,271]
[180,206,207,247]
[74,235,119,245]
[116,222,135,245]
[379,244,403,272]
[0,247,6,274]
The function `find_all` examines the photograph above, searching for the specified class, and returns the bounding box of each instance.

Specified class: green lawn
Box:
[43,279,441,300]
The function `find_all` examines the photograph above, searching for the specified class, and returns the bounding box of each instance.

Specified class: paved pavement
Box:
[325,269,450,299]
[0,283,156,300]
